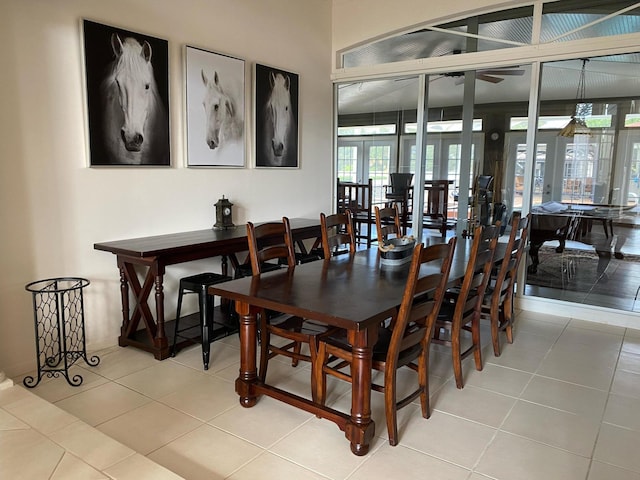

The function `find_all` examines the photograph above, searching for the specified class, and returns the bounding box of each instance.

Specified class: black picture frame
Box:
[254,63,299,168]
[82,19,170,166]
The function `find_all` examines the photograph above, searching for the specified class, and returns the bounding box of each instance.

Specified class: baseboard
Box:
[517,295,640,329]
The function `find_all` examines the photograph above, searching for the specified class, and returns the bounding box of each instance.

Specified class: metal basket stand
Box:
[23,277,100,388]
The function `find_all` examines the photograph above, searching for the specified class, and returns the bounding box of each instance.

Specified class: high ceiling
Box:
[337,1,640,115]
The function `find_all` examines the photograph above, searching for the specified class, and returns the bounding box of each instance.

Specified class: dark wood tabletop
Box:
[94,217,321,264]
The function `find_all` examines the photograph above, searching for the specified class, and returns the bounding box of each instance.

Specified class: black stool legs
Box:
[171,272,231,370]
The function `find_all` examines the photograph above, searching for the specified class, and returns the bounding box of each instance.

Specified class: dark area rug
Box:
[526,246,640,297]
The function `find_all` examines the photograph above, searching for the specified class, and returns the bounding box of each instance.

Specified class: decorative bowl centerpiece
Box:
[379,236,416,266]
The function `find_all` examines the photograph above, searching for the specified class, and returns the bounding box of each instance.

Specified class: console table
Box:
[94,218,321,360]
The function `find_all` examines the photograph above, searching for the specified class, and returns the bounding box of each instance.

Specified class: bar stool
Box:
[171,272,232,370]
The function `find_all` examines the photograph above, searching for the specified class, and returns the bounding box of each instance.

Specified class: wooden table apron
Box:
[93,218,321,360]
[209,240,501,456]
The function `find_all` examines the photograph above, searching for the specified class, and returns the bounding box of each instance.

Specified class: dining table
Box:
[209,238,506,456]
[93,218,321,360]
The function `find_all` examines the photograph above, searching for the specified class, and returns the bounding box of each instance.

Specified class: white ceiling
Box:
[337,55,640,114]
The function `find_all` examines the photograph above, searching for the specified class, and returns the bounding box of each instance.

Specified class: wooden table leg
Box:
[345,328,376,456]
[116,256,169,360]
[234,300,259,408]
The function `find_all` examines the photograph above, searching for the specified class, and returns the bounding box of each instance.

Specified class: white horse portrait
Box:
[256,64,298,167]
[201,70,243,150]
[185,46,245,167]
[99,33,168,165]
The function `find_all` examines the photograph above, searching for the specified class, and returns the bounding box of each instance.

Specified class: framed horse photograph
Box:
[82,20,170,167]
[185,46,245,167]
[254,63,299,168]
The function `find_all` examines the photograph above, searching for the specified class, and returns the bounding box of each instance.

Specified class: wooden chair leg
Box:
[452,330,464,389]
[384,367,399,446]
[314,342,328,407]
[258,313,270,382]
[291,341,301,367]
[420,346,430,419]
[504,294,514,344]
[309,338,319,403]
[491,308,501,357]
[472,316,483,371]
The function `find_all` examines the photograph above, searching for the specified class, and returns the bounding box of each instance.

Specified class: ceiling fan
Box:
[434,49,525,84]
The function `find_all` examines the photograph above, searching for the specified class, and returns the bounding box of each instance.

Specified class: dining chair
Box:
[385,173,413,234]
[313,237,457,446]
[433,223,499,389]
[374,204,402,245]
[423,180,454,237]
[337,179,374,247]
[320,210,356,258]
[247,217,336,388]
[481,212,530,356]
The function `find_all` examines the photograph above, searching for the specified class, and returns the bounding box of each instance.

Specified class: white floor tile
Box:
[208,396,312,448]
[622,337,640,355]
[87,346,159,380]
[159,375,237,422]
[603,393,640,432]
[348,443,470,480]
[588,461,640,480]
[55,381,152,426]
[399,408,496,468]
[4,392,78,434]
[96,401,202,455]
[0,428,65,479]
[521,375,608,417]
[147,424,262,479]
[226,451,327,480]
[103,453,184,480]
[50,452,109,479]
[431,380,517,428]
[611,369,640,399]
[464,363,533,397]
[618,351,640,374]
[500,400,600,456]
[115,362,208,400]
[270,418,383,479]
[27,366,109,403]
[475,431,590,480]
[594,423,640,473]
[49,420,135,471]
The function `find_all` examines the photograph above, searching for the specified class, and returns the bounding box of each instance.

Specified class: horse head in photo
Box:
[201,69,242,150]
[100,33,167,164]
[263,71,295,166]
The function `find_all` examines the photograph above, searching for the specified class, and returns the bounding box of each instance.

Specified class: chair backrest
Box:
[424,180,449,220]
[454,224,500,326]
[246,217,296,275]
[510,212,530,282]
[489,212,528,308]
[337,179,373,218]
[375,205,402,244]
[388,237,457,362]
[320,210,356,258]
[389,173,413,194]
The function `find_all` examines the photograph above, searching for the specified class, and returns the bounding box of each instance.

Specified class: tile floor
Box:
[3,310,640,480]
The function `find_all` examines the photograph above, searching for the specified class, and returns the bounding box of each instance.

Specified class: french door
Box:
[337,137,397,205]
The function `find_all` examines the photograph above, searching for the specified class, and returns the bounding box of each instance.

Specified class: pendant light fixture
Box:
[559,58,591,138]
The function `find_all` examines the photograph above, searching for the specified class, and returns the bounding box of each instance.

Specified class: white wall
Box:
[0,0,333,377]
